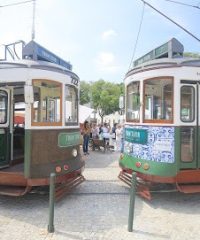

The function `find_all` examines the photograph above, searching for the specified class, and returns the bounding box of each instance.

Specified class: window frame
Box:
[180,85,195,123]
[65,84,79,126]
[31,79,62,126]
[126,81,140,123]
[143,76,174,124]
[0,90,8,125]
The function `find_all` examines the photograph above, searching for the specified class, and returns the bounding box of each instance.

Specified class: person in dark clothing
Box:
[82,120,91,155]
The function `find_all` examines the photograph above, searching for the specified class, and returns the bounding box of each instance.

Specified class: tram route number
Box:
[58,132,80,147]
[71,77,78,86]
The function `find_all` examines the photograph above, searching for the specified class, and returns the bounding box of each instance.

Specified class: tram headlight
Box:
[72,148,78,157]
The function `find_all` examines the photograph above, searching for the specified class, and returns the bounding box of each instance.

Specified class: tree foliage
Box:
[183,52,200,58]
[80,79,124,122]
[80,81,91,105]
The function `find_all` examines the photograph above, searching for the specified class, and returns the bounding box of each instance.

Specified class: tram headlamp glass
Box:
[72,149,78,157]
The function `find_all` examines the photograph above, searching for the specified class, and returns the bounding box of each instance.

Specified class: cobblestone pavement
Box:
[0,150,200,240]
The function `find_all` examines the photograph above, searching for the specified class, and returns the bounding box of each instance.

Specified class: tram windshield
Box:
[144,78,173,122]
[0,90,7,124]
[65,85,78,125]
[32,80,62,125]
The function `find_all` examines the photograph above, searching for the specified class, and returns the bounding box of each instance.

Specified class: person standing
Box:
[82,120,91,155]
[115,124,123,151]
[91,123,99,139]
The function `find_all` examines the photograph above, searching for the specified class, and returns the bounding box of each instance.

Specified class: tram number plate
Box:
[125,128,148,144]
[58,132,80,147]
[71,77,78,86]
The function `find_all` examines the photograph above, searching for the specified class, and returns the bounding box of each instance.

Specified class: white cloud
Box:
[95,51,120,73]
[101,29,117,41]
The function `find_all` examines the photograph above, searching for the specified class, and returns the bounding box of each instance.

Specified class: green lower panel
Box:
[120,154,178,177]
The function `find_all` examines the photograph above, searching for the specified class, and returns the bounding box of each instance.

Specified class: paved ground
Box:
[0,150,200,240]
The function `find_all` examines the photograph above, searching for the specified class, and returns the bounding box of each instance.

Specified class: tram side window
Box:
[0,90,7,124]
[180,86,195,122]
[144,78,173,122]
[65,85,78,125]
[32,80,62,125]
[126,82,140,121]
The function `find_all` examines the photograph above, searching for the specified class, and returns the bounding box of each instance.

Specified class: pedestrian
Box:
[109,123,117,149]
[101,123,110,145]
[115,124,123,151]
[82,120,91,155]
[91,123,99,139]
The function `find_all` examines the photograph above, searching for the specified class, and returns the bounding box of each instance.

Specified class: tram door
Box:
[0,88,12,168]
[180,81,200,169]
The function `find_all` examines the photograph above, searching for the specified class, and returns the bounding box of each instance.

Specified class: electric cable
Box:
[127,2,145,71]
[0,0,34,8]
[139,0,200,42]
[163,0,200,9]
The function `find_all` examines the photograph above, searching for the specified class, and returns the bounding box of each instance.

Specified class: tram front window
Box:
[144,78,173,122]
[32,80,62,125]
[0,90,7,124]
[65,85,78,125]
[126,82,140,121]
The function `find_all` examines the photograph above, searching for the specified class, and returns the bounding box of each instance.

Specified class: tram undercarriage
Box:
[0,164,85,199]
[119,168,200,200]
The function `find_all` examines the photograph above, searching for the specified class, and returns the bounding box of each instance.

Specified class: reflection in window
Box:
[181,86,195,122]
[65,85,78,125]
[126,82,140,121]
[144,78,173,121]
[32,80,61,124]
[0,90,8,124]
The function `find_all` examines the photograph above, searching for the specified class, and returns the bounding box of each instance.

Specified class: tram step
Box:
[0,185,31,196]
[176,170,200,183]
[55,175,85,201]
[176,183,200,193]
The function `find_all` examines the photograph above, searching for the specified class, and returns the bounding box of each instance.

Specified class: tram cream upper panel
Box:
[0,61,80,130]
[124,59,200,126]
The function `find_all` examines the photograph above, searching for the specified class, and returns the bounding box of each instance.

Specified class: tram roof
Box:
[126,57,200,78]
[0,59,79,80]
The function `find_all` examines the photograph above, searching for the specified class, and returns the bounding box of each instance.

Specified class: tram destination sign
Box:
[58,132,80,147]
[125,128,148,144]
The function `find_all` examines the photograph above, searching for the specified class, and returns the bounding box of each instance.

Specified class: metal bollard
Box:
[48,173,55,233]
[128,172,137,232]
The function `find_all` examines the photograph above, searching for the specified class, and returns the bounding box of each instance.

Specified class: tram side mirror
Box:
[24,85,34,104]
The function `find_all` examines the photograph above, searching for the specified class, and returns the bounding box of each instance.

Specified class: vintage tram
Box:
[0,41,84,197]
[119,38,200,199]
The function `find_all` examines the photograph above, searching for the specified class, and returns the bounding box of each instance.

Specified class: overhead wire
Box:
[139,0,200,42]
[163,0,200,9]
[127,2,145,71]
[0,0,34,8]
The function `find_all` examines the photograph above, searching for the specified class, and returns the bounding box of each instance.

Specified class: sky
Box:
[0,0,200,83]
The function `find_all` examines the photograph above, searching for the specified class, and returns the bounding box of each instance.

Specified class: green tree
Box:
[183,52,200,58]
[91,79,122,123]
[80,81,91,105]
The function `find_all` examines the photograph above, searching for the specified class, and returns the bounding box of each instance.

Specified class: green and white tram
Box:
[119,38,200,199]
[0,41,84,196]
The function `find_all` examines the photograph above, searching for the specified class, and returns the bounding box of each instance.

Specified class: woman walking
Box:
[82,120,91,155]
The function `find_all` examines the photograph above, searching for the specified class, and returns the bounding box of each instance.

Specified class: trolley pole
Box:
[48,173,55,233]
[128,172,137,232]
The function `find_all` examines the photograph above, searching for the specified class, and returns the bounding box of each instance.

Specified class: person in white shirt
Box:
[115,124,123,151]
